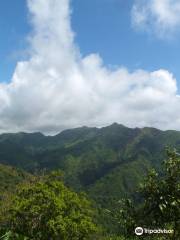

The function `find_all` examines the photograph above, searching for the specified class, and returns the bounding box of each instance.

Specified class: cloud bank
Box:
[132,0,180,38]
[0,0,180,134]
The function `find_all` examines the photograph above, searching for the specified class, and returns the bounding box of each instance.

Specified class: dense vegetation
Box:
[1,124,180,196]
[0,148,179,239]
[0,124,179,239]
[0,164,31,194]
[109,148,180,239]
[0,171,100,239]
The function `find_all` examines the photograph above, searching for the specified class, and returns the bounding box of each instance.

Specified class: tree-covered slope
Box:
[0,163,31,195]
[1,123,180,202]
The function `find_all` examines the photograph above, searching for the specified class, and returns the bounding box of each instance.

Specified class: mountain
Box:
[0,123,180,205]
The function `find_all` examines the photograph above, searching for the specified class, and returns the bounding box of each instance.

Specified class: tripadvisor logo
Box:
[135,226,174,236]
[135,227,143,235]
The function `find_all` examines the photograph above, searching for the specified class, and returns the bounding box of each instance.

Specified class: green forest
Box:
[0,124,179,239]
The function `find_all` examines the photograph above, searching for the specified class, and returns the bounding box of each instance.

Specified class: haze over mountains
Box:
[1,123,180,206]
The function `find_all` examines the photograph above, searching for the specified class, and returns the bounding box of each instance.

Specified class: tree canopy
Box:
[110,148,180,239]
[0,171,100,240]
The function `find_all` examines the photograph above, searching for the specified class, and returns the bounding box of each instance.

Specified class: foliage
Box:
[0,231,28,240]
[1,125,180,239]
[0,164,31,195]
[1,124,180,198]
[0,171,100,240]
[113,148,180,239]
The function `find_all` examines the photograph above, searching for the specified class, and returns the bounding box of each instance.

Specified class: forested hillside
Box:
[0,163,32,194]
[0,123,180,200]
[0,123,180,239]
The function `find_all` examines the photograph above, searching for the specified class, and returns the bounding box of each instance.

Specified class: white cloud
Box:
[132,0,180,38]
[0,0,180,134]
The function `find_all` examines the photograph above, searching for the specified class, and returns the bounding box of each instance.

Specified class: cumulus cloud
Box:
[131,0,180,38]
[0,0,180,134]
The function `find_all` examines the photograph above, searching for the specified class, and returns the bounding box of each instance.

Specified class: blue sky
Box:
[73,0,180,81]
[1,0,180,84]
[1,0,180,133]
[0,0,29,82]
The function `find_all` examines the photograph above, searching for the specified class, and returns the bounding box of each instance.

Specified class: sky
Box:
[0,0,180,134]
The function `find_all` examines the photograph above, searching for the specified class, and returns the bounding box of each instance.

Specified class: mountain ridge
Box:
[1,123,180,205]
[1,122,178,138]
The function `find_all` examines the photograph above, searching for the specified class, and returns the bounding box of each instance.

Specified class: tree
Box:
[112,148,180,239]
[1,171,100,240]
[139,148,180,238]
